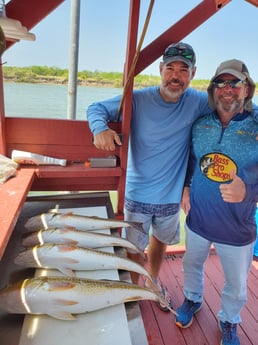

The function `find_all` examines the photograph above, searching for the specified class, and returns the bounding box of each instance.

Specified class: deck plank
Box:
[140,253,258,345]
[139,301,165,345]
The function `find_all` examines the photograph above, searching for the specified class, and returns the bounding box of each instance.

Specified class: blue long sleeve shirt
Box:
[186,111,258,246]
[87,86,210,204]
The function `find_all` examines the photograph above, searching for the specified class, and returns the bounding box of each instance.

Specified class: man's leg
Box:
[147,235,167,280]
[144,211,180,311]
[216,241,253,323]
[215,242,253,345]
[175,224,210,328]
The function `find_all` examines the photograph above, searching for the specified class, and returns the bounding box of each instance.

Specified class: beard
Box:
[165,87,183,100]
[216,95,245,114]
[161,79,185,102]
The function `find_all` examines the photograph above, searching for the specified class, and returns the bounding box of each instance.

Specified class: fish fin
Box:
[137,248,146,259]
[63,239,78,245]
[62,258,79,264]
[46,280,76,291]
[59,226,77,232]
[126,244,145,258]
[127,221,144,233]
[49,210,73,217]
[58,266,76,277]
[48,311,77,321]
[124,295,149,302]
[57,244,78,252]
[60,212,74,217]
[56,229,79,245]
[54,298,78,306]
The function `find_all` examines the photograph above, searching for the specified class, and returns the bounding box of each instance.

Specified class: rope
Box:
[115,0,155,122]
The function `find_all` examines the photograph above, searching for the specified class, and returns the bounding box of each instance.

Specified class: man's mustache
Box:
[166,78,184,87]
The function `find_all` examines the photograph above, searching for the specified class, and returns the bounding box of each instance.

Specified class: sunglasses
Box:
[163,46,195,63]
[212,79,247,89]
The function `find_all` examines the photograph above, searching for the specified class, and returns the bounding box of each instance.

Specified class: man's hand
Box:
[93,129,122,151]
[219,170,246,203]
[181,186,190,215]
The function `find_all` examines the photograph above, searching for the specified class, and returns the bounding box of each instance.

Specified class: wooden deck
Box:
[138,252,258,345]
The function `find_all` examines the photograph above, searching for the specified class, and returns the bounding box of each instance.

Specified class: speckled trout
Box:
[14,243,150,279]
[25,212,144,232]
[0,276,177,320]
[22,227,144,256]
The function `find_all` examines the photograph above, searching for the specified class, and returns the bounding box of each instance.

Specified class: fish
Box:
[14,243,150,279]
[22,226,144,257]
[24,211,144,233]
[0,276,177,320]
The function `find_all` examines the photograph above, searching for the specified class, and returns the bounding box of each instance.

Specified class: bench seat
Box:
[0,168,35,259]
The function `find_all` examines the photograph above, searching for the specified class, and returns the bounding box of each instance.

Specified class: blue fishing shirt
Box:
[186,111,258,246]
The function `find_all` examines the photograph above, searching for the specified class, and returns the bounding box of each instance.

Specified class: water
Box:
[3,82,122,120]
[3,82,258,120]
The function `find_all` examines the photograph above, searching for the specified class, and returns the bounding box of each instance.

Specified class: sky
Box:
[3,0,258,81]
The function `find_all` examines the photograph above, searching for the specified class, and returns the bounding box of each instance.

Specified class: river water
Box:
[3,82,258,120]
[3,82,122,120]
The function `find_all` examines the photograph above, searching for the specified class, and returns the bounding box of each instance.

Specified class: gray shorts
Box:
[123,198,181,251]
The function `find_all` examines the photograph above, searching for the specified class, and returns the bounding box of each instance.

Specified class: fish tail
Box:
[152,288,178,317]
[143,284,178,317]
[138,248,146,259]
[128,222,144,233]
[160,300,178,316]
[144,279,178,317]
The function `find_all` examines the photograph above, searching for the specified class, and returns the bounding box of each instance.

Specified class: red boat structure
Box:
[0,1,257,344]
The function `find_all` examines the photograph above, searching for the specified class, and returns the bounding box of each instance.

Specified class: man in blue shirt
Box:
[87,42,211,311]
[175,59,258,345]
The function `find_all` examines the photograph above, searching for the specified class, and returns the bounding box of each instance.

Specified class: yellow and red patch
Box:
[199,152,237,183]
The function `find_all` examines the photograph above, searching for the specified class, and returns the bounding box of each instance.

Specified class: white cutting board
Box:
[19,206,134,345]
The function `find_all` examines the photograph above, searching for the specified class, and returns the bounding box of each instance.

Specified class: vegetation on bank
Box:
[2,65,159,88]
[2,65,210,90]
[4,65,258,92]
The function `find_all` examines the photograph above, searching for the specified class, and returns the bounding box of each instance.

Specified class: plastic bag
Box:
[0,154,18,184]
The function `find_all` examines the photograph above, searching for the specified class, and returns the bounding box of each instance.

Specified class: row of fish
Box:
[0,210,176,320]
[19,212,148,277]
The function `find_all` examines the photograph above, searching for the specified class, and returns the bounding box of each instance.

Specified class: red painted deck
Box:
[139,252,258,345]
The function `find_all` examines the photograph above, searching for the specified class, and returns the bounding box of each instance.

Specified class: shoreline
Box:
[3,78,258,95]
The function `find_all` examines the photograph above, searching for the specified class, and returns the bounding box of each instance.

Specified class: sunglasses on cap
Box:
[163,46,195,63]
[212,79,247,89]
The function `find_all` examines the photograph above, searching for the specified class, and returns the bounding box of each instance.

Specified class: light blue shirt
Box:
[87,86,210,204]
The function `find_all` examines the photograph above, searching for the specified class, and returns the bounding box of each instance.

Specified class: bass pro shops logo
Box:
[199,152,237,183]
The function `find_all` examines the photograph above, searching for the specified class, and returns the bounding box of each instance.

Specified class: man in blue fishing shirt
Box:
[176,59,258,345]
